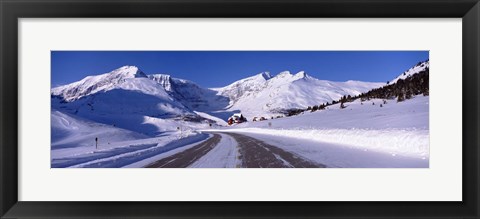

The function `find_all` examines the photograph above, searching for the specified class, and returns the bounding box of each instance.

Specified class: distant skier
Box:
[95,137,98,149]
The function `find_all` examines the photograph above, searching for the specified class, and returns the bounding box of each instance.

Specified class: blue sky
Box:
[51,51,428,88]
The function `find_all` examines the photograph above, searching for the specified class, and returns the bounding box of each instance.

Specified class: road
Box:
[145,132,325,168]
[145,134,222,168]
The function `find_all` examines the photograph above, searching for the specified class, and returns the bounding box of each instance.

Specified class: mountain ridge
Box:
[51,61,427,122]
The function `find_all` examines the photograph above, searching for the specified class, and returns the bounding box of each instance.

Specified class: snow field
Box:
[220,128,428,159]
[55,132,209,168]
[194,111,228,126]
[235,132,428,168]
[51,62,430,168]
[204,95,429,161]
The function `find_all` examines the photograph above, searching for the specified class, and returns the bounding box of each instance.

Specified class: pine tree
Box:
[406,89,412,99]
[397,92,405,102]
[423,89,429,96]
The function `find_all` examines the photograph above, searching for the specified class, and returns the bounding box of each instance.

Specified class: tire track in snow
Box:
[223,132,325,168]
[189,133,240,168]
[145,134,221,168]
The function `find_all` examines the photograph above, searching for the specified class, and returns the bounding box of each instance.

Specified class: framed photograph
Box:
[1,0,479,218]
[49,50,430,169]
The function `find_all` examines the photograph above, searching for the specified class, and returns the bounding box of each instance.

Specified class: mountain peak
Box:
[119,65,138,70]
[293,71,309,79]
[238,72,271,83]
[149,74,173,91]
[111,65,147,78]
[51,65,148,102]
[259,72,272,80]
[390,60,429,84]
[275,71,292,78]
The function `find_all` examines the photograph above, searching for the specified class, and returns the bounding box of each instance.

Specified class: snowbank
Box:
[220,128,429,158]
[53,131,208,168]
[205,96,430,159]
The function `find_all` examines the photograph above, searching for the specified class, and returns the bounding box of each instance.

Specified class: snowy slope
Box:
[51,66,219,136]
[51,61,430,168]
[51,110,209,168]
[51,109,152,161]
[211,72,272,103]
[149,74,229,111]
[209,95,429,160]
[52,66,148,102]
[51,109,148,150]
[51,61,423,133]
[390,60,429,84]
[214,71,384,118]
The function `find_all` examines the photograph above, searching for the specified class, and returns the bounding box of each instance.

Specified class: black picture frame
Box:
[1,0,479,218]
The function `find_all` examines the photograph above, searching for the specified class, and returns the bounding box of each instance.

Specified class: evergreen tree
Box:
[397,92,405,102]
[406,89,412,99]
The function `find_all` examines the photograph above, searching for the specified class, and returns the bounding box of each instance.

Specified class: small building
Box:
[228,113,247,125]
[253,116,267,122]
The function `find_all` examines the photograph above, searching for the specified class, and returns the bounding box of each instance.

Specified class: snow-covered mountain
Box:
[211,71,273,102]
[213,70,384,117]
[51,66,202,136]
[52,66,149,102]
[50,61,430,168]
[390,60,429,84]
[52,66,191,115]
[149,74,229,111]
[52,61,424,129]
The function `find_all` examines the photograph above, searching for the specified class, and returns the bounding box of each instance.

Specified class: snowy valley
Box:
[51,60,430,168]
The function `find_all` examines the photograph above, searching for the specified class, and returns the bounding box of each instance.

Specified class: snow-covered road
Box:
[51,133,209,168]
[52,129,427,168]
[223,132,323,168]
[143,132,324,168]
[145,134,222,168]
